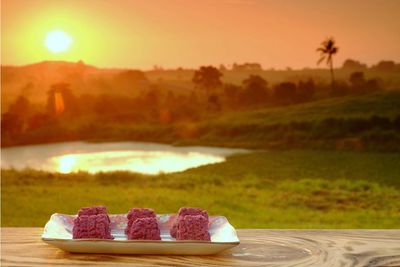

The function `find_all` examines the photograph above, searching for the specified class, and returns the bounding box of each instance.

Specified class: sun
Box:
[45,30,73,53]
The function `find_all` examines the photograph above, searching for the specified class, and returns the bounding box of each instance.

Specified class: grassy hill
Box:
[188,91,400,150]
[209,91,400,124]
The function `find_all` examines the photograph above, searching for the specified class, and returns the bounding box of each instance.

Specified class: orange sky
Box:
[2,0,400,69]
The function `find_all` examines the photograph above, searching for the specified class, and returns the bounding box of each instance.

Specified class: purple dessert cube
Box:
[170,207,209,238]
[78,206,109,218]
[176,215,210,241]
[125,208,156,235]
[127,217,161,240]
[127,208,156,221]
[72,214,113,239]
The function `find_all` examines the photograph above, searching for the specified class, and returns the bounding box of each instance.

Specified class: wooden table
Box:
[2,228,400,266]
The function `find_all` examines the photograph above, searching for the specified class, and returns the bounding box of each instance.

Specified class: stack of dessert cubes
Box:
[125,208,161,240]
[72,206,113,239]
[170,207,210,241]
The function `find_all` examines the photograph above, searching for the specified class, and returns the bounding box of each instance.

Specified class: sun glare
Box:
[45,30,72,53]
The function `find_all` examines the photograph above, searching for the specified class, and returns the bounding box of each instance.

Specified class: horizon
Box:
[2,0,400,69]
[2,58,399,71]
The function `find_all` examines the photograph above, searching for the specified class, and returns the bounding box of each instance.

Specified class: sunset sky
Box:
[2,0,400,69]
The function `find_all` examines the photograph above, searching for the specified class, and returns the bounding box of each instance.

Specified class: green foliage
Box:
[2,150,399,228]
[4,91,400,151]
[209,91,400,125]
[195,91,400,151]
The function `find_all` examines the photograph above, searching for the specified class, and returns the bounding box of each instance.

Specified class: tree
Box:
[365,79,381,92]
[349,71,365,89]
[114,70,149,92]
[273,82,297,104]
[342,59,367,70]
[223,83,241,107]
[297,79,315,102]
[219,64,227,72]
[142,88,160,109]
[349,71,382,93]
[317,38,339,91]
[27,113,51,130]
[192,66,222,95]
[241,75,269,105]
[8,95,31,117]
[232,62,262,71]
[331,80,350,97]
[207,94,221,112]
[372,60,397,72]
[116,70,148,82]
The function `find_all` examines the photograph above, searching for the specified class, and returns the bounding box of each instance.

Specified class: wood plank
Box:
[1,228,400,266]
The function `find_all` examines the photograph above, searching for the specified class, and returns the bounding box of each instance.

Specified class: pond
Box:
[1,141,248,174]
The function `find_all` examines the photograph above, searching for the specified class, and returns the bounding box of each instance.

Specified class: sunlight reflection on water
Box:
[1,141,248,174]
[52,151,225,174]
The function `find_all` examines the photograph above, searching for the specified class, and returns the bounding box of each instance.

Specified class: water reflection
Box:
[1,141,248,174]
[52,151,225,174]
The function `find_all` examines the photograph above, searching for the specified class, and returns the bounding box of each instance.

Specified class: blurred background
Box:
[1,0,400,228]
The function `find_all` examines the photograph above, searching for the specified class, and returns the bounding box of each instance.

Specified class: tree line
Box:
[1,37,394,147]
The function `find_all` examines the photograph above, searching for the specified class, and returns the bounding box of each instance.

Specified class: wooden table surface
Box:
[1,228,400,266]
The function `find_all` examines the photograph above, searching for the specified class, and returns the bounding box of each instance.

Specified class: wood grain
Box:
[1,228,400,266]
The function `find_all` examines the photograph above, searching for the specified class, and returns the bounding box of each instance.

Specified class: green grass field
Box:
[2,150,399,228]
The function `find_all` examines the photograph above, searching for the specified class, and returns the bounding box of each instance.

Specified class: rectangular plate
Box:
[42,213,240,255]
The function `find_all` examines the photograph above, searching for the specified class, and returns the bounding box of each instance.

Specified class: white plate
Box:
[42,213,240,255]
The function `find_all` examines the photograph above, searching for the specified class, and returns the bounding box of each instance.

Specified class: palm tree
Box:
[317,38,338,90]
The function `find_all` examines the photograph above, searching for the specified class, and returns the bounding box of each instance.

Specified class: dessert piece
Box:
[170,207,209,238]
[78,206,109,219]
[127,217,161,240]
[125,208,156,235]
[127,208,156,221]
[176,215,210,241]
[72,214,113,239]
